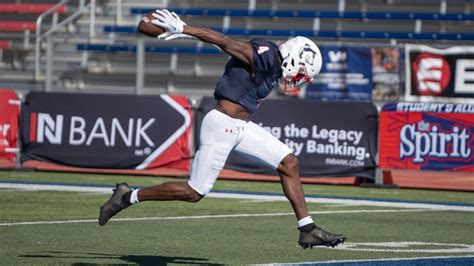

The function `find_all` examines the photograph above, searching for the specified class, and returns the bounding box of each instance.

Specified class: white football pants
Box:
[188,109,292,195]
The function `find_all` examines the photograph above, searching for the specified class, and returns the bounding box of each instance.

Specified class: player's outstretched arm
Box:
[151,9,253,66]
[183,25,252,65]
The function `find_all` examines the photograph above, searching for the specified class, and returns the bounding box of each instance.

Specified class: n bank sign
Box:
[30,113,156,148]
[21,92,191,170]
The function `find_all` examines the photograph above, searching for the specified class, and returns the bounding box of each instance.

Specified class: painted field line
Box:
[270,255,474,265]
[1,182,474,212]
[211,192,474,212]
[0,209,425,227]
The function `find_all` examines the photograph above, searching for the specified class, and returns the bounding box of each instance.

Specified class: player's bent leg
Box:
[98,182,132,226]
[277,154,309,220]
[277,154,346,248]
[98,182,204,226]
[278,153,299,178]
[137,181,203,203]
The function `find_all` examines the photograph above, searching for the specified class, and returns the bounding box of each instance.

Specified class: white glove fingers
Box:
[151,19,167,29]
[163,9,173,17]
[151,12,164,21]
[171,11,179,19]
[153,10,169,21]
[152,8,185,34]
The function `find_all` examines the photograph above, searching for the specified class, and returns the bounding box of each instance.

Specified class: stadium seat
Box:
[0,21,36,32]
[130,7,474,21]
[0,40,12,49]
[0,3,67,14]
[77,43,222,54]
[104,7,473,41]
[102,25,474,41]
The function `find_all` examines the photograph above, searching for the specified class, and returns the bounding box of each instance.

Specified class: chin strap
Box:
[284,86,301,96]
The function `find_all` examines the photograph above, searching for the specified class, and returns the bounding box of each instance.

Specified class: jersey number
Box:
[257,46,270,54]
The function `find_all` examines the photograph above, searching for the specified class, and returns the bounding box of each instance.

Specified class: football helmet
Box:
[279,36,322,94]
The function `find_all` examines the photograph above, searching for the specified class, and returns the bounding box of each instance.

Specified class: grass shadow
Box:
[20,251,222,265]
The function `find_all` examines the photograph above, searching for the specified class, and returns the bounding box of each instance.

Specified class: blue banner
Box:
[305,46,373,101]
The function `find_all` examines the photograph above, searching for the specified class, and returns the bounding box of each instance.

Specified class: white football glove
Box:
[151,9,186,34]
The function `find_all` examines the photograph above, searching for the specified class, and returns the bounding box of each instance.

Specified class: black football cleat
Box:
[98,183,131,226]
[298,224,346,249]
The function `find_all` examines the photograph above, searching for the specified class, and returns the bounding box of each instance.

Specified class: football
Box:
[137,12,165,37]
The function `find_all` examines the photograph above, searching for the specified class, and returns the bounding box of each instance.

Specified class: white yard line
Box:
[210,191,474,212]
[0,209,425,227]
[1,182,473,212]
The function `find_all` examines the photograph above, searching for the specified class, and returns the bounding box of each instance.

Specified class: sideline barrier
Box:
[379,102,474,191]
[12,92,378,181]
[0,90,20,169]
[196,97,378,179]
[19,92,192,173]
[2,90,472,189]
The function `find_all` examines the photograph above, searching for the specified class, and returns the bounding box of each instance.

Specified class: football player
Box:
[99,9,346,249]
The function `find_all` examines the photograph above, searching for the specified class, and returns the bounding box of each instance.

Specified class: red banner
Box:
[379,102,474,172]
[0,90,19,165]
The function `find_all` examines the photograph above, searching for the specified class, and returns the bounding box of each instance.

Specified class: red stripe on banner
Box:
[30,112,37,142]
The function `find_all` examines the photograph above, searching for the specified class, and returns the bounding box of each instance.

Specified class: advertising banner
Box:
[0,90,19,164]
[305,45,373,101]
[20,92,191,170]
[379,102,474,172]
[371,47,401,101]
[405,45,474,101]
[196,97,378,178]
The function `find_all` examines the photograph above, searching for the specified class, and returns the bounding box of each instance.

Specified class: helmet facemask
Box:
[281,65,313,95]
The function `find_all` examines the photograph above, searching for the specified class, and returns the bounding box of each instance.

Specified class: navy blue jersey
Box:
[213,38,282,113]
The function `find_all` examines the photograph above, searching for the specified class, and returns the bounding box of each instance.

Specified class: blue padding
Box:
[76,43,223,54]
[130,7,474,21]
[104,25,136,33]
[104,25,474,40]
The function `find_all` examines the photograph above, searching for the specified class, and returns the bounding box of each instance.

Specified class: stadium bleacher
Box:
[0,0,472,94]
[0,0,69,92]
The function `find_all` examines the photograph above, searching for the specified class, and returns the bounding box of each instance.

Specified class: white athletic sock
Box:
[297,216,314,228]
[130,189,140,204]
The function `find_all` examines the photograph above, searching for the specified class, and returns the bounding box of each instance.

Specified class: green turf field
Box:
[0,171,473,265]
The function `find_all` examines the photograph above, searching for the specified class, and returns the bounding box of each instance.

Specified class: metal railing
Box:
[35,0,96,91]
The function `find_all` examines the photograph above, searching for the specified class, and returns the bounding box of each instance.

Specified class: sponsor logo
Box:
[31,112,156,149]
[412,53,451,96]
[326,50,347,71]
[454,59,474,94]
[400,120,471,163]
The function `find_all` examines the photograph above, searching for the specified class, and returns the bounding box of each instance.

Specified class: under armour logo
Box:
[224,128,233,133]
